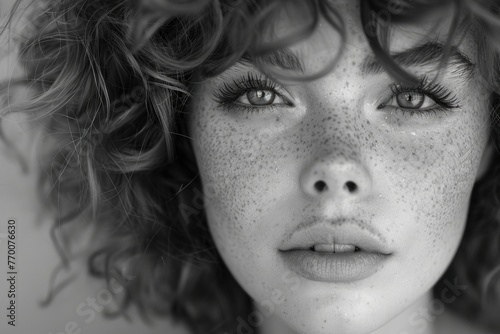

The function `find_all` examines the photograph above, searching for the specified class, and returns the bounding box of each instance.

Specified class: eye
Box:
[214,73,294,113]
[237,89,283,107]
[391,91,436,109]
[377,80,460,113]
[397,91,425,108]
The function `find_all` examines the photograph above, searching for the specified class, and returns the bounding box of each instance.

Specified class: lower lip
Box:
[280,250,388,282]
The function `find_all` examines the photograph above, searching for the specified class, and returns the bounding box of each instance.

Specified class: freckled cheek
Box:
[376,123,486,247]
[197,132,279,205]
[191,117,293,290]
[191,115,290,250]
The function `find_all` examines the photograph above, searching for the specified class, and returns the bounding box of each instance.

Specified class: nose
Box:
[300,156,372,199]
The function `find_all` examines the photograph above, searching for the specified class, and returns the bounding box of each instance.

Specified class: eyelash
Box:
[213,73,292,114]
[213,74,460,117]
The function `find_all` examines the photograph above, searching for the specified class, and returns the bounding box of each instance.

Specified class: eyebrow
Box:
[361,41,474,76]
[241,48,305,73]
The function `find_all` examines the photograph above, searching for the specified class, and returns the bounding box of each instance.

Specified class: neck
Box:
[258,290,436,334]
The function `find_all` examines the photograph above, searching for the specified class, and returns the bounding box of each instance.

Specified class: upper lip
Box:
[279,218,392,255]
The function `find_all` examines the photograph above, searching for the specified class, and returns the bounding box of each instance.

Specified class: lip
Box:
[279,218,392,282]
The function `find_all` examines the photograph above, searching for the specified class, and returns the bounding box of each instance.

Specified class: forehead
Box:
[247,0,477,80]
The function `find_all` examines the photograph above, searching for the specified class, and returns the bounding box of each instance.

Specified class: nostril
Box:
[344,181,358,193]
[314,180,328,192]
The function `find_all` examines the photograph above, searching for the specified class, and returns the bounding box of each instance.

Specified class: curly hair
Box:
[1,0,500,333]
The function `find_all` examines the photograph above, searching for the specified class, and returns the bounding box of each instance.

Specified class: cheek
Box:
[189,99,288,277]
[372,102,490,276]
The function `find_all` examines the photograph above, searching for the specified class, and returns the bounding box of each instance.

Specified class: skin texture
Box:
[189,1,492,333]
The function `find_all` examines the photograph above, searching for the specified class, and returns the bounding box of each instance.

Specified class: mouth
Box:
[309,243,360,253]
[279,219,391,283]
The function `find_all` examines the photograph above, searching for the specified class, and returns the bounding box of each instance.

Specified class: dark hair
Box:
[1,0,500,333]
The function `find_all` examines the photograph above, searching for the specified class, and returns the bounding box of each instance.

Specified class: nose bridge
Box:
[295,15,373,201]
[298,102,372,200]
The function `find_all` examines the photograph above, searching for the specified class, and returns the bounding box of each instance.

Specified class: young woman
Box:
[1,0,500,333]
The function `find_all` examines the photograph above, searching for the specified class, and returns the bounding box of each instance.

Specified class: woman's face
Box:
[189,1,491,333]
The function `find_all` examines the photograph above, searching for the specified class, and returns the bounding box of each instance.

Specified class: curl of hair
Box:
[1,0,500,333]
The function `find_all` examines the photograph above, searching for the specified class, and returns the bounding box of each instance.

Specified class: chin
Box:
[277,308,389,334]
[268,289,398,334]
